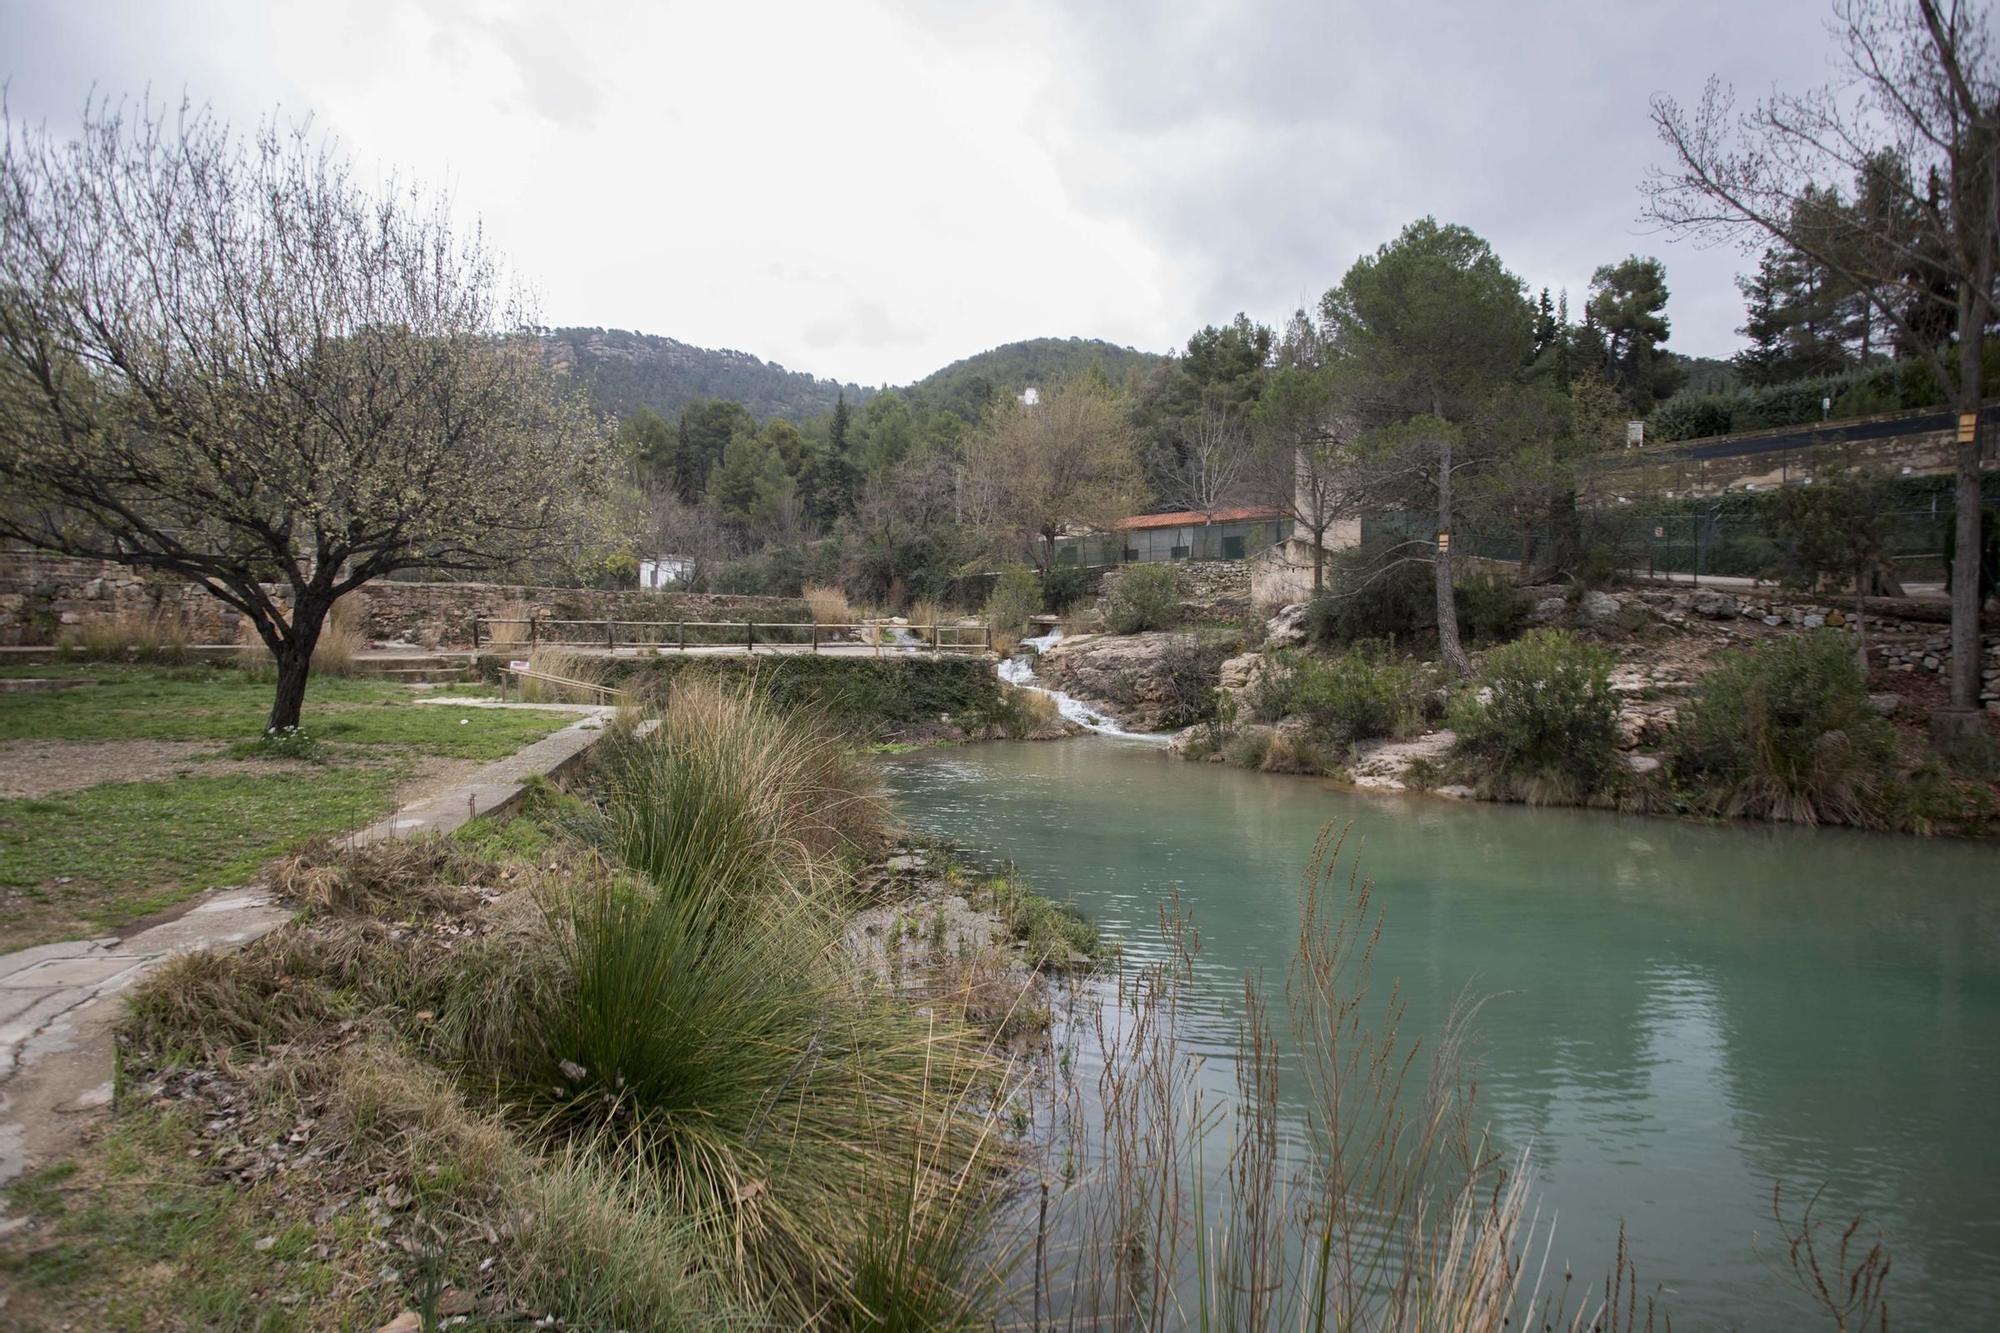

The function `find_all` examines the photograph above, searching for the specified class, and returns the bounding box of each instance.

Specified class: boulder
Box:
[1264,602,1310,649]
[1217,652,1263,695]
[1620,753,1663,776]
[1690,590,1736,619]
[1528,596,1569,626]
[1578,589,1625,627]
[1865,692,1903,719]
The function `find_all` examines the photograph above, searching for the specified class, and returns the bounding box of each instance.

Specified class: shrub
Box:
[985,564,1041,643]
[1669,631,1897,826]
[1305,547,1433,647]
[1154,634,1232,729]
[1104,563,1181,634]
[1288,651,1424,749]
[1453,573,1528,643]
[1453,629,1619,803]
[987,683,1059,739]
[1042,564,1091,614]
[1223,726,1273,769]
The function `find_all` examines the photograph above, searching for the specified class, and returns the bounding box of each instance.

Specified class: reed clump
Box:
[64,607,195,663]
[803,582,853,627]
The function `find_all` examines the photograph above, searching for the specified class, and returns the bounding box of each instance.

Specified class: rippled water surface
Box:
[880,738,2000,1329]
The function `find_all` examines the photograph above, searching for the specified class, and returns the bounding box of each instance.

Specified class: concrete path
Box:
[0,709,629,1196]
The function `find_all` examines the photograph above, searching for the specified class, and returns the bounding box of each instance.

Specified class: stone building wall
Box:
[0,552,803,649]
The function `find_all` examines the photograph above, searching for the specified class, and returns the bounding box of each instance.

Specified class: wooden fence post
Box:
[811,623,819,654]
[529,615,538,648]
[606,618,615,651]
[745,620,754,653]
[471,617,481,650]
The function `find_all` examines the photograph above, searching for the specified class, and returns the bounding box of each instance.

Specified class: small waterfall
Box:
[997,629,1173,743]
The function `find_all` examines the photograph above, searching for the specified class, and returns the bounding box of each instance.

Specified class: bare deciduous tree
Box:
[1162,406,1254,532]
[1250,366,1357,594]
[964,378,1143,572]
[0,99,608,731]
[1645,0,1996,744]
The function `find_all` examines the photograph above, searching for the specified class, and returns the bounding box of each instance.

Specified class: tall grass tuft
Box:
[803,583,853,627]
[600,677,887,895]
[485,599,534,649]
[65,607,194,663]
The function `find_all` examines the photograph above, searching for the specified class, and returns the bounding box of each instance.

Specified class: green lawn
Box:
[0,665,576,948]
[0,665,562,759]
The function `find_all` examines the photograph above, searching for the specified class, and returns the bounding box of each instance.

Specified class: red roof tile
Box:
[1113,506,1285,531]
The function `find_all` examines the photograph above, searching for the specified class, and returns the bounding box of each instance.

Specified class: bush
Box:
[1305,547,1433,647]
[1042,564,1091,615]
[1288,651,1424,749]
[1453,573,1528,643]
[1669,631,1897,826]
[1154,634,1232,729]
[985,564,1041,643]
[1104,563,1181,634]
[1453,629,1619,803]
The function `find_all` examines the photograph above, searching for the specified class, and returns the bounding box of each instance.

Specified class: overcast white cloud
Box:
[4,0,1842,385]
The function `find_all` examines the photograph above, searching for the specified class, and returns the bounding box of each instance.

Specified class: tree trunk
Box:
[1435,433,1472,678]
[1312,529,1326,593]
[264,593,330,733]
[1853,565,1869,677]
[1935,271,1988,751]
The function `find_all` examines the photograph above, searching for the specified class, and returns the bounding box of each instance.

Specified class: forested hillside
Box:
[543,327,875,422]
[905,336,1165,421]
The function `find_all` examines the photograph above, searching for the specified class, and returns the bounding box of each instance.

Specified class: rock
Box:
[881,853,926,873]
[1578,589,1624,626]
[376,1316,423,1333]
[1528,596,1569,626]
[1864,693,1902,718]
[1691,590,1736,619]
[1036,630,1201,732]
[1347,730,1456,791]
[1217,652,1263,695]
[1923,655,1941,670]
[1826,609,1846,627]
[1434,784,1478,799]
[1763,615,1783,627]
[1802,614,1825,629]
[1620,753,1663,776]
[1264,602,1310,649]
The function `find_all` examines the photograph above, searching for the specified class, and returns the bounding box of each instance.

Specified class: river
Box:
[880,736,2000,1329]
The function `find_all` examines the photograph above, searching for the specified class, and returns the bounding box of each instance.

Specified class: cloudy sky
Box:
[5,0,1843,386]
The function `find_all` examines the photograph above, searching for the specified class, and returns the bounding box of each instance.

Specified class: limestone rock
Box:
[1264,602,1310,649]
[1036,630,1202,732]
[1690,590,1736,619]
[1578,589,1625,627]
[1528,596,1569,626]
[1865,692,1903,718]
[1620,753,1663,776]
[1218,652,1263,695]
[1347,730,1457,791]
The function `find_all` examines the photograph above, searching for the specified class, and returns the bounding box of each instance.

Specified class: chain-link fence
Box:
[1363,493,1972,588]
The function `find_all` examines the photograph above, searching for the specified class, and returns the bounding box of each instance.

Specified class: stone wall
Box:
[1096,560,1251,621]
[0,552,804,649]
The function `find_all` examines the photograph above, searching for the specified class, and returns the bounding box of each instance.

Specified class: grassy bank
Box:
[2,681,1028,1329]
[0,663,575,947]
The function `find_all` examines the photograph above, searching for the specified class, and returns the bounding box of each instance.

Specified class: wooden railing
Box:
[471,617,993,656]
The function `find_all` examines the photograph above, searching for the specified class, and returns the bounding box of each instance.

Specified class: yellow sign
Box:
[1436,531,1451,553]
[1959,411,1980,444]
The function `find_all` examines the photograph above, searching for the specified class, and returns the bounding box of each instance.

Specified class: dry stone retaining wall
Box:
[0,552,802,649]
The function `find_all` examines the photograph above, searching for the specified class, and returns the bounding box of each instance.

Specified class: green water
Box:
[881,738,2000,1329]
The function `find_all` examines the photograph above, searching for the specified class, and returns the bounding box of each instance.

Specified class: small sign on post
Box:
[1959,410,1980,444]
[1626,420,1645,448]
[1654,525,1666,540]
[1436,531,1451,553]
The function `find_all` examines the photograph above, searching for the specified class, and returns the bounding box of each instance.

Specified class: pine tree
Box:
[1734,249,1790,385]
